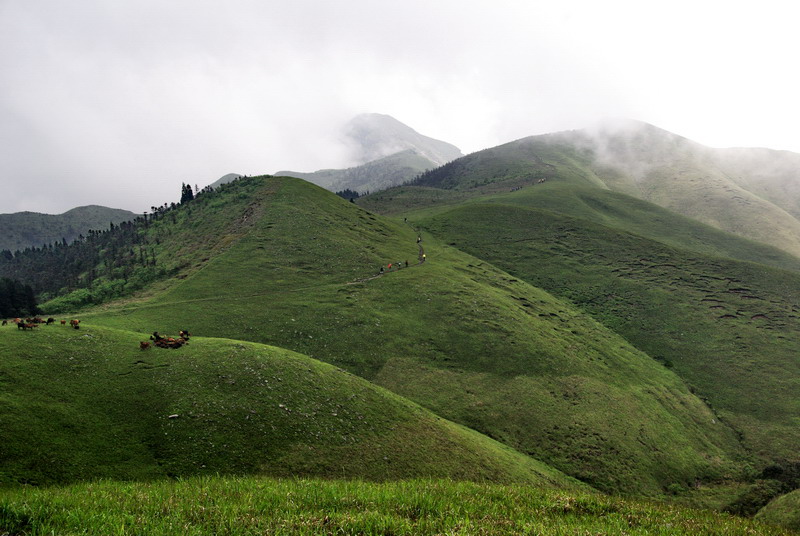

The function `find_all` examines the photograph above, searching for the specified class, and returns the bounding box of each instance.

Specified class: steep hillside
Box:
[0,323,578,488]
[416,199,800,467]
[75,176,748,495]
[0,205,136,253]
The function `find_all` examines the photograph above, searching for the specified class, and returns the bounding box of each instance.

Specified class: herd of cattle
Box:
[141,330,191,350]
[2,317,191,351]
[1,316,80,330]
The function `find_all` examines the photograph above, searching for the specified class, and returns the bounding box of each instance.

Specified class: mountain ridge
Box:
[0,204,136,253]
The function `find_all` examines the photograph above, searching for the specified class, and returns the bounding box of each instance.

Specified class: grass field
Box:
[1,477,794,535]
[0,323,579,488]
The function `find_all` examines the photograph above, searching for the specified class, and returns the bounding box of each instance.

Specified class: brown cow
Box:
[70,319,80,328]
[60,319,66,325]
[1,320,6,326]
[140,341,151,350]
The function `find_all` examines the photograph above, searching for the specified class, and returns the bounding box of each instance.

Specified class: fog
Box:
[2,0,799,214]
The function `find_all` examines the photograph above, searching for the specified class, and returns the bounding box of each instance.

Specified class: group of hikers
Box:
[378,231,426,276]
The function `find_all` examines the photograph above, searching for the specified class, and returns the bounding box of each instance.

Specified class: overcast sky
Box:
[2,0,799,214]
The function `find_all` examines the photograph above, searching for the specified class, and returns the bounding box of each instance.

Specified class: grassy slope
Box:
[756,489,800,531]
[81,176,746,495]
[362,151,800,274]
[0,323,577,488]
[1,478,794,536]
[548,126,800,258]
[416,200,800,465]
[362,127,800,259]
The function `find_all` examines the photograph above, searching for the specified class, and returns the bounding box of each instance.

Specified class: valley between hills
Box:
[1,119,800,534]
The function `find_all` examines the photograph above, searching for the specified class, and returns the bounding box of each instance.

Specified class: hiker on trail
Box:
[388,263,392,270]
[405,260,409,268]
[380,266,384,274]
[417,236,421,243]
[422,254,426,262]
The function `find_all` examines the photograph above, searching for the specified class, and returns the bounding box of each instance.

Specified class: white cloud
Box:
[1,0,799,213]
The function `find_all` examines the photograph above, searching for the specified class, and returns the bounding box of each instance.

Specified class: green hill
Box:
[414,197,800,467]
[66,176,750,495]
[0,323,578,488]
[366,121,800,259]
[0,205,136,253]
[756,489,800,531]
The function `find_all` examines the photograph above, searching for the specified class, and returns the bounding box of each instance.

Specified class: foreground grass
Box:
[0,477,793,535]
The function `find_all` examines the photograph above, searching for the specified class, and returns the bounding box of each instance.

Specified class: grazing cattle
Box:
[60,319,66,325]
[69,319,80,328]
[140,341,151,350]
[13,318,21,324]
[18,322,37,330]
[1,320,6,326]
[46,317,55,325]
[179,330,191,339]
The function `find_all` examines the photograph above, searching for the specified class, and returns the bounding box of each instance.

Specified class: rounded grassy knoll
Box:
[0,323,577,488]
[756,489,800,531]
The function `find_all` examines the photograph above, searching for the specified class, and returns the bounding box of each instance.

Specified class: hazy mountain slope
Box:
[548,121,800,258]
[344,113,463,166]
[416,200,800,465]
[276,149,436,192]
[0,323,580,488]
[381,121,800,258]
[363,170,800,275]
[714,147,800,220]
[0,205,136,253]
[207,172,244,190]
[80,176,747,495]
[277,113,463,194]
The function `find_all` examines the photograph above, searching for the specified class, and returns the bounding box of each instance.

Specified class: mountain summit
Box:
[276,114,463,194]
[343,113,463,166]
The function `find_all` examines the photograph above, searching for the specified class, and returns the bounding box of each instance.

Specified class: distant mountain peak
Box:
[343,113,463,166]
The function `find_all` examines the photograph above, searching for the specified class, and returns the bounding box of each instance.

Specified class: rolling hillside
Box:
[63,176,751,495]
[415,198,800,465]
[0,323,578,488]
[369,120,800,258]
